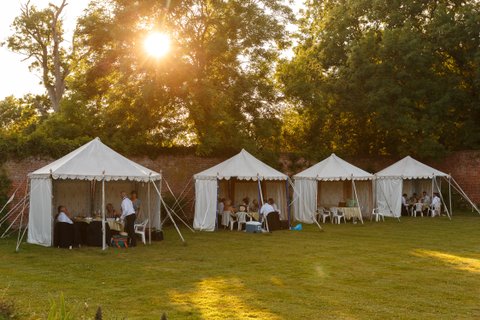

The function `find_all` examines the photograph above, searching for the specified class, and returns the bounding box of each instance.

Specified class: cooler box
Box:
[245,221,262,233]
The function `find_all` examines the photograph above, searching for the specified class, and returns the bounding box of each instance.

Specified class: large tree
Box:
[6,0,71,112]
[71,0,294,156]
[278,0,480,159]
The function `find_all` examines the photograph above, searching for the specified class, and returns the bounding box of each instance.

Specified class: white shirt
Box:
[57,211,73,224]
[422,194,431,205]
[217,202,225,214]
[260,203,275,216]
[402,196,407,206]
[431,195,441,208]
[121,197,136,219]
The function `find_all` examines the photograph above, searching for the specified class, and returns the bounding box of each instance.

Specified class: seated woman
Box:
[222,199,236,227]
[106,203,120,218]
[248,199,260,221]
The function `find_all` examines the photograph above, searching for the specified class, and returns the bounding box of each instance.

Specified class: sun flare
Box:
[144,32,171,58]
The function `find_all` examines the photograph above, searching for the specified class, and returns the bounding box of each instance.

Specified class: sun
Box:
[144,32,171,58]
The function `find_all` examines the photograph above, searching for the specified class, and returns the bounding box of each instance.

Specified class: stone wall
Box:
[3,150,480,219]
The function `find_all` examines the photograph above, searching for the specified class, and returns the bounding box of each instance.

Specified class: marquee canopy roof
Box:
[293,153,373,181]
[194,149,287,181]
[29,137,161,181]
[375,156,449,179]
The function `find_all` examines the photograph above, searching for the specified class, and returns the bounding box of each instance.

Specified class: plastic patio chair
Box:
[134,219,148,245]
[371,208,385,222]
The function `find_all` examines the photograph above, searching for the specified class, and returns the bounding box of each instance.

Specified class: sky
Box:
[0,0,90,99]
[0,0,303,100]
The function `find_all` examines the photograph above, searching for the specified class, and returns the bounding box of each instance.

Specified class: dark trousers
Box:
[126,214,137,247]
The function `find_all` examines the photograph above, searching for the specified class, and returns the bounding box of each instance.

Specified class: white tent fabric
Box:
[293,154,374,223]
[375,156,449,217]
[194,149,288,231]
[30,137,161,181]
[293,179,317,223]
[27,178,52,246]
[375,156,449,179]
[27,138,162,247]
[194,149,287,181]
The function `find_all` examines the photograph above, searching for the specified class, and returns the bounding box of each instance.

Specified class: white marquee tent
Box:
[375,156,479,218]
[293,153,374,223]
[193,149,289,231]
[27,137,162,248]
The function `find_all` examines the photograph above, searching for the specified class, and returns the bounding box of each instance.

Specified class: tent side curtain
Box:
[293,179,317,223]
[27,178,53,246]
[193,179,217,231]
[265,181,288,220]
[375,178,402,217]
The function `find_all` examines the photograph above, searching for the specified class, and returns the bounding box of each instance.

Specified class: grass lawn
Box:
[1,212,480,319]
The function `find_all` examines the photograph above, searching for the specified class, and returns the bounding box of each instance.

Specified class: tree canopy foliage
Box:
[278,0,480,159]
[2,0,480,163]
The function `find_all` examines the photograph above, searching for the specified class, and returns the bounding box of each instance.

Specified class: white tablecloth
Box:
[336,207,363,223]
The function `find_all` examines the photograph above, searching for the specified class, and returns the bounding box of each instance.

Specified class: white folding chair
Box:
[234,212,247,231]
[371,208,385,222]
[134,219,148,245]
[431,202,441,217]
[316,207,331,223]
[412,203,423,218]
[331,207,345,224]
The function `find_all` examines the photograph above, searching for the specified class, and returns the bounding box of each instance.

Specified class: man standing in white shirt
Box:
[120,191,137,247]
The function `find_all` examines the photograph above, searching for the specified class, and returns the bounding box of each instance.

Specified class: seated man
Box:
[259,198,276,222]
[401,193,409,216]
[54,205,74,248]
[430,192,441,217]
[56,205,73,224]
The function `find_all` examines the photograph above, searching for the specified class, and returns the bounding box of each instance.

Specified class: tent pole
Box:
[102,174,107,250]
[448,175,452,217]
[148,176,151,245]
[450,177,480,215]
[151,180,186,243]
[159,172,163,231]
[286,179,290,227]
[433,176,451,220]
[351,177,363,224]
[216,175,219,231]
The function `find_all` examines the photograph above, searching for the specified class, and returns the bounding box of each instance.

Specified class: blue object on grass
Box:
[290,223,302,231]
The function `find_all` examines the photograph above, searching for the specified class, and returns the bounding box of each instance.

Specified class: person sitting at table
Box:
[259,198,276,222]
[421,191,431,215]
[54,205,74,249]
[249,199,259,213]
[106,203,120,218]
[56,205,73,224]
[430,192,441,217]
[217,197,225,217]
[401,193,408,216]
[409,193,418,204]
[222,199,236,228]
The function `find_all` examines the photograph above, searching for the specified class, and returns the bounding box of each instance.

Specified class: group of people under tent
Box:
[55,190,142,248]
[401,191,442,217]
[217,196,280,229]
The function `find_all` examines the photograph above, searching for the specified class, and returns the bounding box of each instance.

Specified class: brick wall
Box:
[3,150,480,219]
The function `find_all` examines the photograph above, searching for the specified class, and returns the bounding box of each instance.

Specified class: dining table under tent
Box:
[27,137,163,249]
[293,153,374,224]
[375,156,479,218]
[193,149,289,231]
